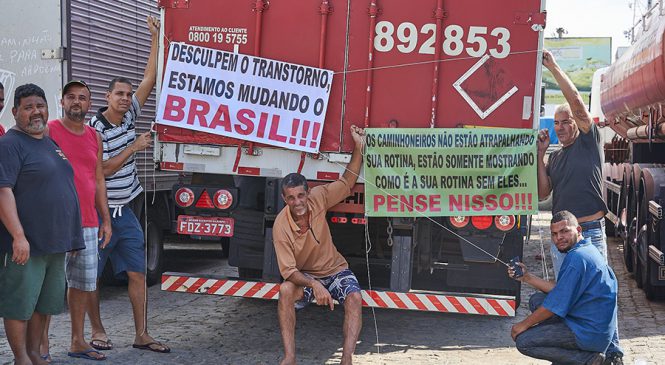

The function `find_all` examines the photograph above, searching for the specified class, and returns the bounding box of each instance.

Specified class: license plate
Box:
[176,216,234,237]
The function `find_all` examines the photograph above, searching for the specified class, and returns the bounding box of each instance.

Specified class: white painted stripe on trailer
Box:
[255,283,278,298]
[197,279,218,293]
[438,297,458,313]
[498,300,515,316]
[376,291,397,308]
[233,282,255,297]
[216,280,238,294]
[361,291,378,307]
[182,277,200,291]
[395,292,418,310]
[161,276,178,289]
[477,299,498,316]
[457,297,479,314]
[418,294,439,311]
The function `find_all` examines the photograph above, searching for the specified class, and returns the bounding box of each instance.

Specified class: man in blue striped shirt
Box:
[87,15,170,354]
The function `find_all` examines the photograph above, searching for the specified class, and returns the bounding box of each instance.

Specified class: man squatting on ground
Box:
[273,125,366,365]
[537,49,623,362]
[0,83,85,365]
[509,211,619,365]
[40,80,113,361]
[86,15,170,354]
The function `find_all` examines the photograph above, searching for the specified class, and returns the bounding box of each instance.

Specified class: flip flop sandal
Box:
[68,349,107,361]
[132,341,171,353]
[90,339,113,351]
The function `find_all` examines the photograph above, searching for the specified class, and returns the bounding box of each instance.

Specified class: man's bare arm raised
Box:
[542,49,592,133]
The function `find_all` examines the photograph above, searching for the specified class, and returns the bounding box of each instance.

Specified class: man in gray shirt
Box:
[536,49,622,365]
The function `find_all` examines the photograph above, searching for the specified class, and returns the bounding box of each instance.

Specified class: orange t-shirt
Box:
[272,178,351,279]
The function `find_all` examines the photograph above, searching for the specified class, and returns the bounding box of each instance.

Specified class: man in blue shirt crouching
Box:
[509,210,619,365]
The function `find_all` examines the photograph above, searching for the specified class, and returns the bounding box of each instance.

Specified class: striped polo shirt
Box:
[89,95,143,206]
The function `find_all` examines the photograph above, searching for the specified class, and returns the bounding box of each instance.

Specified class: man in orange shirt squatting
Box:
[273,125,365,365]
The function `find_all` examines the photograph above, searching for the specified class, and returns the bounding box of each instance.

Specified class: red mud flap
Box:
[161,273,516,317]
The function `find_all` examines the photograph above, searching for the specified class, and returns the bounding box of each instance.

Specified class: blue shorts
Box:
[295,269,361,310]
[98,205,145,278]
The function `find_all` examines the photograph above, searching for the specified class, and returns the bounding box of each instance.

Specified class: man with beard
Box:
[508,211,618,365]
[537,50,622,364]
[42,80,113,361]
[0,83,84,365]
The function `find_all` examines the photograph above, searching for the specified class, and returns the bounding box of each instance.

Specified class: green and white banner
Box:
[364,128,538,217]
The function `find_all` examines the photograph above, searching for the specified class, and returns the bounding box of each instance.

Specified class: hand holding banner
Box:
[364,128,539,217]
[156,42,334,153]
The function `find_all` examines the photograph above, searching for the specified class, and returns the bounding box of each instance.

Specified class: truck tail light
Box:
[495,215,516,231]
[175,187,195,208]
[471,216,493,230]
[351,217,367,225]
[331,216,348,224]
[195,189,215,209]
[449,216,470,229]
[213,189,233,210]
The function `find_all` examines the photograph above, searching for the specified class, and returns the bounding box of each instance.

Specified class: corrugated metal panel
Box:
[69,0,182,191]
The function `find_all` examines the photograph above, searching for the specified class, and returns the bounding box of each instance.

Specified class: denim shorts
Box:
[0,253,66,320]
[98,205,145,278]
[295,269,361,310]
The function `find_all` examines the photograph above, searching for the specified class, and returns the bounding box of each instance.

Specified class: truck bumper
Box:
[161,272,517,316]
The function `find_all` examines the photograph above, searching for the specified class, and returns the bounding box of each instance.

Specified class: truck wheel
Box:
[642,257,656,300]
[634,233,644,289]
[623,217,635,273]
[146,221,164,287]
[604,217,616,237]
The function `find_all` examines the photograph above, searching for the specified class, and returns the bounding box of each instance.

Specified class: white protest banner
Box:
[156,42,334,153]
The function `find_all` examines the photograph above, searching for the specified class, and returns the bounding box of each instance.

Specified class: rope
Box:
[331,49,539,75]
[320,146,511,267]
[537,214,549,281]
[321,152,510,267]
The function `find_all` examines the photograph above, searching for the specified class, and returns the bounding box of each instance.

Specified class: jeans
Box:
[549,218,623,357]
[515,293,601,365]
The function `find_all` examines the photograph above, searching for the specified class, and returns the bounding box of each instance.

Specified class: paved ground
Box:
[1,211,664,364]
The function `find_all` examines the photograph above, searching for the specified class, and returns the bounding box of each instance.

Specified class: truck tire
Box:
[634,236,644,289]
[623,218,635,273]
[642,257,657,300]
[604,217,616,237]
[146,221,164,286]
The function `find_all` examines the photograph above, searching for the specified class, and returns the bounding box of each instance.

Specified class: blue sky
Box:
[545,0,638,59]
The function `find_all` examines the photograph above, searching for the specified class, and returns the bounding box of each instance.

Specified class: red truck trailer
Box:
[154,0,546,316]
[601,3,665,300]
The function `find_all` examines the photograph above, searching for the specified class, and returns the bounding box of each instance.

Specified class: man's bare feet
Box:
[279,356,296,365]
[71,338,106,360]
[89,333,113,350]
[133,334,170,353]
[27,351,50,365]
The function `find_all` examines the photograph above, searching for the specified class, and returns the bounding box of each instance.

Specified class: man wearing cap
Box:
[42,80,113,360]
[0,83,84,365]
[87,15,170,354]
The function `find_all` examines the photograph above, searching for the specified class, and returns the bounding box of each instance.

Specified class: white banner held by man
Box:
[156,42,334,153]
